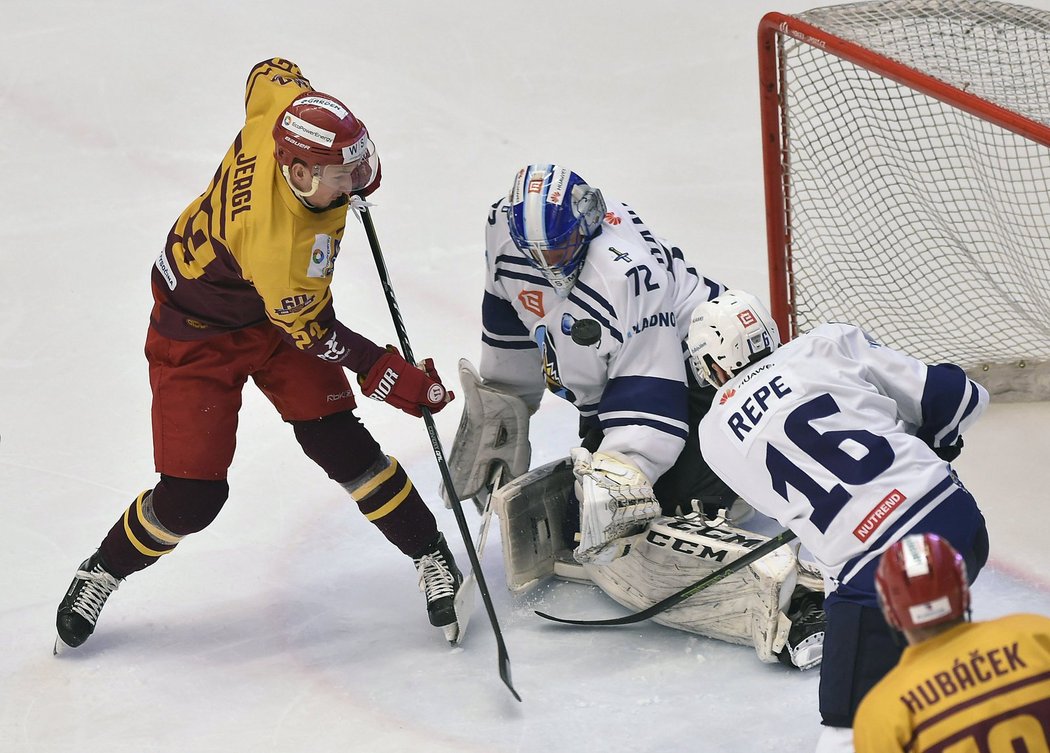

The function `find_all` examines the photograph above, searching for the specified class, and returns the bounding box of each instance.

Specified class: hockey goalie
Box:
[444,359,825,670]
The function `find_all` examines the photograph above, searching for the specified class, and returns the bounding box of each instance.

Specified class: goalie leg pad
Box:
[443,359,531,511]
[492,458,578,592]
[585,514,804,664]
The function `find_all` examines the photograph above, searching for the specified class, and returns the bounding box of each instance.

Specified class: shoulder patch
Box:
[307,235,339,278]
[155,250,178,290]
[518,289,545,317]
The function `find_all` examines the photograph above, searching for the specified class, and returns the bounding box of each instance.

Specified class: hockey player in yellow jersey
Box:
[854,533,1050,752]
[55,58,463,652]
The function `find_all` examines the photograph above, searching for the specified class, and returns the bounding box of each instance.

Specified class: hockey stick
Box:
[451,465,503,647]
[535,528,798,627]
[359,207,521,702]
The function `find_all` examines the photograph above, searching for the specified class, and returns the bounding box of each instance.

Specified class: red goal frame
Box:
[757,11,1050,342]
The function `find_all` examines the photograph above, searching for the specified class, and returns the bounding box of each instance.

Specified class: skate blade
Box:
[53,636,72,656]
[443,622,460,645]
[450,575,477,646]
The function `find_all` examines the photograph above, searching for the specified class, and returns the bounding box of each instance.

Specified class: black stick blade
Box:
[499,648,522,702]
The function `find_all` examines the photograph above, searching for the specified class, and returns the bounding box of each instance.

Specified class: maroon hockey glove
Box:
[359,347,454,417]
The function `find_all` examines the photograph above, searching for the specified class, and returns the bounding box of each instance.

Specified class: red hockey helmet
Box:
[875,533,970,632]
[272,91,380,198]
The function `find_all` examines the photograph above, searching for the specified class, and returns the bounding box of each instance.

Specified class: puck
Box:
[570,318,601,346]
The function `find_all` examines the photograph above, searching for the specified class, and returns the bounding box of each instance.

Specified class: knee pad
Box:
[291,410,381,483]
[100,476,230,576]
[150,475,230,536]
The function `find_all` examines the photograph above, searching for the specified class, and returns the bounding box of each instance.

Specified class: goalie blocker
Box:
[493,458,826,669]
[442,359,531,513]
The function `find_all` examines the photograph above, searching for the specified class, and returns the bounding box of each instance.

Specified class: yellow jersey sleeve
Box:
[244,58,311,125]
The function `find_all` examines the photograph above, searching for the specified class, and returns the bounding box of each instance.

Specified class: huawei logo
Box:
[604,212,621,225]
[719,388,737,405]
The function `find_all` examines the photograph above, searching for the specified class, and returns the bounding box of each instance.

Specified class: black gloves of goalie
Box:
[932,437,964,463]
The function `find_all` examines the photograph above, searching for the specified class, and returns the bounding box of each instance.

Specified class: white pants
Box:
[815,726,853,753]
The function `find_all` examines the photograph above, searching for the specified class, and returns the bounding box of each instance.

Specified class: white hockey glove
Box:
[571,448,660,565]
[442,359,531,513]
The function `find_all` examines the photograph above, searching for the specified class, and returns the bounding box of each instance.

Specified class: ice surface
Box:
[3,2,1049,751]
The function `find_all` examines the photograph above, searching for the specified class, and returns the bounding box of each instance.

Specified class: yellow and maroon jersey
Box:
[854,613,1050,752]
[150,58,383,373]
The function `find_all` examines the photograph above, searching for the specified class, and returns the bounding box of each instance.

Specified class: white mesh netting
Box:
[775,0,1050,397]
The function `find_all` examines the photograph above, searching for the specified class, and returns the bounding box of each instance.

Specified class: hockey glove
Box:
[932,437,964,463]
[572,448,660,565]
[359,347,454,417]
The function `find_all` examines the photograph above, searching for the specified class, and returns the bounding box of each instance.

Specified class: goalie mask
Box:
[273,91,381,202]
[507,164,606,297]
[686,290,781,387]
[875,533,971,632]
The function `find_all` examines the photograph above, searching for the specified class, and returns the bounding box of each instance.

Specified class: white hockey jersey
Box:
[480,198,725,485]
[697,323,988,589]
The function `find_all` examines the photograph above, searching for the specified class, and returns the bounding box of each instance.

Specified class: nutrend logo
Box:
[853,489,907,542]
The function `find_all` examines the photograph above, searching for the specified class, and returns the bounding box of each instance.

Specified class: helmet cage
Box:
[686,291,781,387]
[507,164,606,297]
[875,533,971,632]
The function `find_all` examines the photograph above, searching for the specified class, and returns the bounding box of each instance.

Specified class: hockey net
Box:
[759,0,1050,400]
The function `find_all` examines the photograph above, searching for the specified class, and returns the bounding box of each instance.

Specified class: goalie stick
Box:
[450,466,503,646]
[535,528,798,627]
[359,207,521,702]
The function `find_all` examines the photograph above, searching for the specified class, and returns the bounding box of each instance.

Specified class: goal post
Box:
[758,0,1050,400]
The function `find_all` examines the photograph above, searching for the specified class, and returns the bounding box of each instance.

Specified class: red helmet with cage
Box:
[272,91,380,198]
[875,533,970,632]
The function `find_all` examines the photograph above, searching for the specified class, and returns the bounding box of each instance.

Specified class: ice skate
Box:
[778,587,826,670]
[55,551,122,654]
[413,533,463,642]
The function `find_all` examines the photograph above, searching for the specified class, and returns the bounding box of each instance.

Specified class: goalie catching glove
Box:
[572,448,660,565]
[359,346,454,417]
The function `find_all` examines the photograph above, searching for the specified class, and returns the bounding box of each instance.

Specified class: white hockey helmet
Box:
[686,290,781,387]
